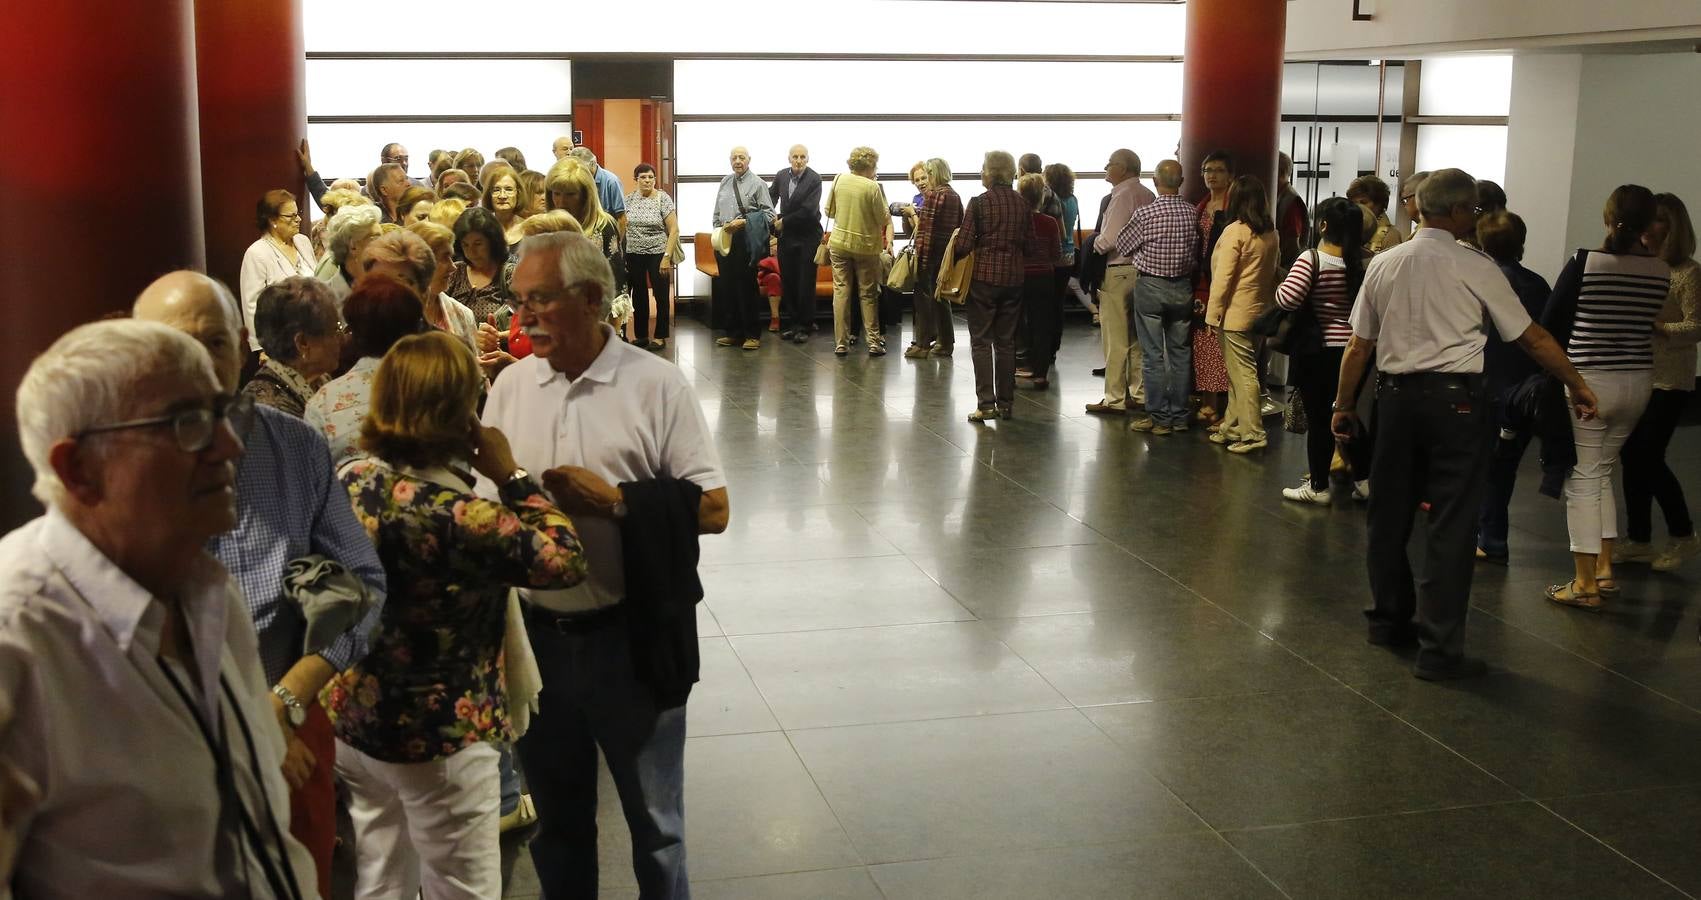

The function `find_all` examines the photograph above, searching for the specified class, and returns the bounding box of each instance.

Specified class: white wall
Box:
[1505,54,1583,282]
[1286,0,1701,58]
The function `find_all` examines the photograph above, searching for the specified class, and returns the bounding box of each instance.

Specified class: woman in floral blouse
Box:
[325,330,586,898]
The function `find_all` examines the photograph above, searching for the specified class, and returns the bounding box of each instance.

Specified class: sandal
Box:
[1595,578,1621,600]
[1545,581,1603,611]
[1196,405,1217,423]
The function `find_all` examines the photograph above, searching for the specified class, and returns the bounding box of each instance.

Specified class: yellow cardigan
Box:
[1206,221,1278,332]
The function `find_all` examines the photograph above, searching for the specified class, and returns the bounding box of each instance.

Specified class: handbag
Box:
[935,200,980,304]
[1251,249,1323,355]
[886,245,916,292]
[1282,387,1308,435]
[814,242,831,266]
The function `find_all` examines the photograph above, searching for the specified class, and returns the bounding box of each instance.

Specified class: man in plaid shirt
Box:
[1116,160,1201,434]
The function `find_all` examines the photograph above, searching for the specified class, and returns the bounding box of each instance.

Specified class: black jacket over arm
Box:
[770,167,823,240]
[618,477,706,710]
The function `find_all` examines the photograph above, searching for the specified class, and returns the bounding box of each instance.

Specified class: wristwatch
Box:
[506,468,531,486]
[272,684,306,728]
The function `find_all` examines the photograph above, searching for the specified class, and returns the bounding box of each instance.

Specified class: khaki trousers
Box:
[830,248,882,349]
[1219,329,1265,442]
[1099,266,1145,407]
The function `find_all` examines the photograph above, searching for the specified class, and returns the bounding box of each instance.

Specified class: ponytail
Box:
[1602,184,1656,254]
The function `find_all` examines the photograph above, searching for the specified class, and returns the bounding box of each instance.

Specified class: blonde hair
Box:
[1016,173,1047,208]
[454,148,485,183]
[405,220,455,258]
[520,209,583,237]
[847,146,879,174]
[1655,193,1697,266]
[320,188,371,219]
[923,158,952,187]
[360,330,481,469]
[361,229,436,294]
[428,198,468,229]
[909,160,927,180]
[378,222,403,235]
[544,158,614,234]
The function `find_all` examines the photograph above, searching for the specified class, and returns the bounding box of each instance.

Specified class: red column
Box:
[1179,0,1288,204]
[0,1,207,527]
[195,0,307,293]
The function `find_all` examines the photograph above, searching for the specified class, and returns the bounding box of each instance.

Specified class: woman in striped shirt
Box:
[1542,184,1672,610]
[1276,198,1371,506]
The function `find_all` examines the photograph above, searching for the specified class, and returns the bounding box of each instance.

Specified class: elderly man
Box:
[1117,159,1201,435]
[1087,148,1155,416]
[566,147,627,237]
[712,146,776,350]
[135,271,386,896]
[769,143,823,342]
[0,319,318,899]
[483,232,729,898]
[1332,169,1596,680]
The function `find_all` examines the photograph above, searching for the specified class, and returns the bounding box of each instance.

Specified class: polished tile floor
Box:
[506,313,1701,900]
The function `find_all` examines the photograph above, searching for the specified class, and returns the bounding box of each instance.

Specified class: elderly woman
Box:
[446,207,513,324]
[311,187,371,258]
[437,168,473,193]
[1347,175,1404,255]
[624,163,679,350]
[397,186,438,225]
[454,148,486,184]
[240,189,320,339]
[955,150,1041,421]
[910,157,963,359]
[244,276,347,417]
[1205,175,1278,453]
[304,276,425,464]
[368,162,410,224]
[362,227,479,353]
[480,167,529,248]
[825,146,891,357]
[518,170,548,217]
[328,330,586,899]
[319,204,384,305]
[1015,173,1063,387]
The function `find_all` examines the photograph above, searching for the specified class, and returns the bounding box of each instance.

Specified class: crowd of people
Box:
[2,129,1698,899]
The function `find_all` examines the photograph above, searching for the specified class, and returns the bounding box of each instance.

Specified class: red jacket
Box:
[757,256,782,297]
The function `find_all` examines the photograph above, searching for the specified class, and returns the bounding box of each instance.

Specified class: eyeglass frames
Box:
[76,394,255,453]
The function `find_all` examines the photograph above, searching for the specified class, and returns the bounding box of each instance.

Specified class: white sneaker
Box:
[1282,481,1332,506]
[1613,539,1657,565]
[1652,535,1701,573]
[1352,480,1371,502]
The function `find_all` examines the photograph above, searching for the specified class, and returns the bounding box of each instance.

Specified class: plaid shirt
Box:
[957,185,1041,287]
[209,405,387,685]
[1115,193,1200,278]
[915,185,963,268]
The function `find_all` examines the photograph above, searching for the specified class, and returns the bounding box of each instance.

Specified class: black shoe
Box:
[1413,656,1488,681]
[1092,367,1106,377]
[1366,622,1419,647]
[780,329,798,340]
[793,332,809,344]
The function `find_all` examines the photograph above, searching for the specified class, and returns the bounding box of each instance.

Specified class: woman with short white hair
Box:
[319,204,384,305]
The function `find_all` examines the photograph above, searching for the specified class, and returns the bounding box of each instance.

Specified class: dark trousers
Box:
[778,233,820,331]
[519,610,689,899]
[1623,388,1695,542]
[714,239,761,341]
[1364,372,1493,667]
[1290,346,1371,490]
[967,279,1022,408]
[1477,400,1535,558]
[626,252,671,341]
[1020,270,1061,378]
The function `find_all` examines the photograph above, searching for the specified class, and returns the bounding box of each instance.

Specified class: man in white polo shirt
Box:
[480,231,728,899]
[1331,168,1595,681]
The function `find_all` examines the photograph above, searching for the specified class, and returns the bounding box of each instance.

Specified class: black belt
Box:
[1377,371,1484,390]
[1106,262,1134,268]
[526,602,624,634]
[1136,270,1189,281]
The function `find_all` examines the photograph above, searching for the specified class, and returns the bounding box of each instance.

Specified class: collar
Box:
[259,357,322,401]
[534,324,623,386]
[1414,227,1459,243]
[1110,178,1134,196]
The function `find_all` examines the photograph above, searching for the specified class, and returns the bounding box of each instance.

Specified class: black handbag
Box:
[1252,249,1324,355]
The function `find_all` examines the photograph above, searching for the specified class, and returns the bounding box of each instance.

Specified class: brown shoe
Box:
[742,338,761,350]
[1084,402,1126,415]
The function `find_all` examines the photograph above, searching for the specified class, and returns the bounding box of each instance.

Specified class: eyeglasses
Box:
[278,212,302,221]
[77,394,254,453]
[516,285,587,312]
[1202,167,1230,176]
[385,155,410,166]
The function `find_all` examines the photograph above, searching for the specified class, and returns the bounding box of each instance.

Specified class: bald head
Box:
[133,271,244,393]
[729,146,750,175]
[1153,160,1184,194]
[789,144,809,174]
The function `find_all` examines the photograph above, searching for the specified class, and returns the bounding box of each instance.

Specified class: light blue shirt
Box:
[595,168,626,216]
[713,171,774,227]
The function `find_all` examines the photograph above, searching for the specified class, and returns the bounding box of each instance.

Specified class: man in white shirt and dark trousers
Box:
[481,232,730,898]
[1332,169,1597,680]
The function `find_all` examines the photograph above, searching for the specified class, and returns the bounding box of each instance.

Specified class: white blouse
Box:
[239,233,318,338]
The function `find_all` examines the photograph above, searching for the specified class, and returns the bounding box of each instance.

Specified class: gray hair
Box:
[923,158,952,187]
[566,147,599,170]
[516,231,616,318]
[16,319,215,507]
[254,276,339,363]
[982,150,1017,187]
[1417,168,1477,220]
[327,204,382,266]
[1401,170,1431,204]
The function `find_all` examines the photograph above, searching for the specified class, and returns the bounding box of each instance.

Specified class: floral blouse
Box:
[324,460,587,763]
[303,356,379,466]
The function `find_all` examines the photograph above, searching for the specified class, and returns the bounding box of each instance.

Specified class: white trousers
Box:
[1566,369,1653,554]
[335,739,501,900]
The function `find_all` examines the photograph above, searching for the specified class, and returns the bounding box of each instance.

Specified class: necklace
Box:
[266,233,303,272]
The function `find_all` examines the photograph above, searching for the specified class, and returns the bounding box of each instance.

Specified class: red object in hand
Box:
[757,256,782,298]
[508,317,532,359]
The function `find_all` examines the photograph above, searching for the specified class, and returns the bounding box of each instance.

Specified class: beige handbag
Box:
[935,229,975,303]
[813,242,831,266]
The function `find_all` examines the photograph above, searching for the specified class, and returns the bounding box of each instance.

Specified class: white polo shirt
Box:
[479,326,725,613]
[1349,228,1534,374]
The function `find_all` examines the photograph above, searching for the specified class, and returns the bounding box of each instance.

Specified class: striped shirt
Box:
[1563,251,1671,371]
[1275,250,1355,348]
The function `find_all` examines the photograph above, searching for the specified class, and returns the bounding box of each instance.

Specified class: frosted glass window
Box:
[1418,55,1512,117]
[306,122,568,182]
[306,0,1184,55]
[1415,125,1507,186]
[674,121,1181,182]
[306,60,571,117]
[676,60,1182,116]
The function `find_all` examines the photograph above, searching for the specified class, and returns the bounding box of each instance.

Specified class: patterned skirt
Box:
[1192,320,1230,393]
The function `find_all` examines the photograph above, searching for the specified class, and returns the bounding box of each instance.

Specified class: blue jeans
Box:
[518,611,690,899]
[498,747,520,816]
[1131,273,1194,426]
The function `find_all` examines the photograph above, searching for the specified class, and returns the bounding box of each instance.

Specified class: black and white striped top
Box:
[1564,250,1671,371]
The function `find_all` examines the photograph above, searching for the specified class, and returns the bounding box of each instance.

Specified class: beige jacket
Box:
[1206,221,1278,332]
[1653,258,1701,391]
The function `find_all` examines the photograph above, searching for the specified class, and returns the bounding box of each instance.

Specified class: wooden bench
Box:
[694,231,834,298]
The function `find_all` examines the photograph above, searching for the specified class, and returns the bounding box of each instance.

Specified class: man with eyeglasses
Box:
[481,231,729,898]
[1,318,319,899]
[380,142,426,188]
[135,270,386,897]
